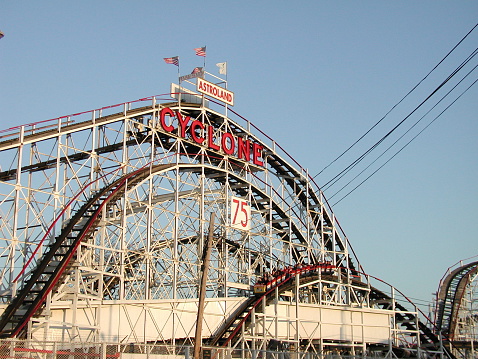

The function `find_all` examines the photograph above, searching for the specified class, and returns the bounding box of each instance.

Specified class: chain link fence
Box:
[0,339,414,359]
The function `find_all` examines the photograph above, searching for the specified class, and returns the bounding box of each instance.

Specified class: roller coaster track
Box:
[91,161,330,296]
[435,261,478,340]
[0,159,335,338]
[0,163,172,338]
[0,97,364,351]
[208,263,335,347]
[368,286,454,357]
[0,102,358,273]
[209,266,456,358]
[98,162,329,297]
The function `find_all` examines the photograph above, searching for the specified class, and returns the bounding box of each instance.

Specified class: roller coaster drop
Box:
[434,260,478,358]
[0,78,461,358]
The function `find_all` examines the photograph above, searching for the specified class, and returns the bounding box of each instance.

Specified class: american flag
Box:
[163,56,179,66]
[194,47,206,57]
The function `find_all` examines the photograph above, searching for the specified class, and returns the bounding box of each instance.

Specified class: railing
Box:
[0,94,175,141]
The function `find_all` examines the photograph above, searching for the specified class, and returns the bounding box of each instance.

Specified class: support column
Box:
[194,213,216,359]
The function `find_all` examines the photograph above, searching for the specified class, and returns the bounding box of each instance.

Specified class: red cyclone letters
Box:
[176,112,191,138]
[159,108,175,132]
[221,133,235,155]
[190,120,205,144]
[207,126,220,151]
[158,107,264,167]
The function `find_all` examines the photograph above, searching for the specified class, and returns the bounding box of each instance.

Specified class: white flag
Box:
[216,62,227,75]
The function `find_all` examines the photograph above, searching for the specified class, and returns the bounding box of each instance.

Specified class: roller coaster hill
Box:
[0,76,473,359]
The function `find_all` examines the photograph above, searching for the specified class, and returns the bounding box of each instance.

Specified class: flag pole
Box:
[163,56,181,105]
[178,58,181,108]
[195,46,207,71]
[224,64,228,117]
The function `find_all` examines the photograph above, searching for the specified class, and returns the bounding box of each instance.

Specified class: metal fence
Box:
[0,339,399,359]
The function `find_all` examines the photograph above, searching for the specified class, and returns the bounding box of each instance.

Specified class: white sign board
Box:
[197,78,234,106]
[170,83,206,105]
[230,196,250,230]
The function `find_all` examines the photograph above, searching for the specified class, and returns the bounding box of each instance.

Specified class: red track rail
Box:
[211,263,335,348]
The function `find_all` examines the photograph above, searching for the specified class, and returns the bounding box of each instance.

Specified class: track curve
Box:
[0,163,173,338]
[208,265,456,358]
[0,95,451,357]
[435,261,478,340]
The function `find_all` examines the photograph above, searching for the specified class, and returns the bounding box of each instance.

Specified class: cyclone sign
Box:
[159,107,264,167]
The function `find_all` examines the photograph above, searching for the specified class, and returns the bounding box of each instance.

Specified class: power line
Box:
[328,61,478,201]
[322,46,478,192]
[332,76,478,206]
[313,22,478,183]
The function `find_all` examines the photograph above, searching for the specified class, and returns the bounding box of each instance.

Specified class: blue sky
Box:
[1,1,477,312]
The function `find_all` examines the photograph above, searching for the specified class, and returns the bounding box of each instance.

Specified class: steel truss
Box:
[0,93,449,358]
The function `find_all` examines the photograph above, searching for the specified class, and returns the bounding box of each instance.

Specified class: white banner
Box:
[197,78,234,106]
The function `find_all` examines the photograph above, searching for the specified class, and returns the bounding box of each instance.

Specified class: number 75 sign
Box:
[230,196,251,230]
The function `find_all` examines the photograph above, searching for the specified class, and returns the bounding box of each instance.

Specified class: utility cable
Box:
[322,46,478,192]
[313,22,478,181]
[332,76,478,206]
[323,47,478,191]
[328,61,478,200]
